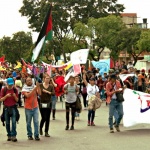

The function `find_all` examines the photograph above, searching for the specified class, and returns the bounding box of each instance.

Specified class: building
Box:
[100,13,149,63]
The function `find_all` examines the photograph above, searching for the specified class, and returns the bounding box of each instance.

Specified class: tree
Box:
[0,31,33,63]
[117,28,142,66]
[73,15,126,60]
[19,0,124,62]
[137,30,150,53]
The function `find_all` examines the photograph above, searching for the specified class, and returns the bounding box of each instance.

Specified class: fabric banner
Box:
[73,64,81,76]
[123,88,150,127]
[70,49,89,64]
[119,74,135,82]
[92,59,110,75]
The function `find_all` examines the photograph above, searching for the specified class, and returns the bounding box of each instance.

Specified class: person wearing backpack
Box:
[83,73,99,126]
[0,78,18,142]
[64,76,79,130]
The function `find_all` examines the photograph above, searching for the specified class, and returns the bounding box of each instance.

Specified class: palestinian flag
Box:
[31,5,52,62]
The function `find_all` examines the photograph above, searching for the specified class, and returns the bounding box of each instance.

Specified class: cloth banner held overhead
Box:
[123,88,150,127]
[92,59,110,75]
[73,64,81,76]
[119,74,135,82]
[70,49,89,64]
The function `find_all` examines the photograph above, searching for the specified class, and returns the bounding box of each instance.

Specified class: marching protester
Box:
[22,76,41,141]
[134,74,146,92]
[97,75,106,101]
[0,78,18,142]
[74,75,82,120]
[39,74,55,137]
[15,76,23,107]
[64,76,79,130]
[82,71,99,126]
[50,76,57,120]
[106,74,124,133]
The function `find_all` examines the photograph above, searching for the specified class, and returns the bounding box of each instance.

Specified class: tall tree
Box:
[0,31,33,63]
[73,15,126,60]
[19,0,124,62]
[117,28,142,66]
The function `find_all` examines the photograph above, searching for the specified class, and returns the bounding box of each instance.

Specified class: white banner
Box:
[123,88,150,127]
[119,74,135,82]
[70,49,89,64]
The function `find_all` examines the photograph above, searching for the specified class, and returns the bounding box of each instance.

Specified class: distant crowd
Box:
[0,60,150,142]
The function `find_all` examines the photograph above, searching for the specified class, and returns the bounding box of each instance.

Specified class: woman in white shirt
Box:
[83,73,99,126]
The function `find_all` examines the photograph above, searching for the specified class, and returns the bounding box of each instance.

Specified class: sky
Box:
[0,0,150,42]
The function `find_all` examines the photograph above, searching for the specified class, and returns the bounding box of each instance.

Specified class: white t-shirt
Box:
[86,83,99,100]
[112,85,117,99]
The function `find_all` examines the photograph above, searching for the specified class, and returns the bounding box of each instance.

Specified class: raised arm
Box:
[83,73,88,86]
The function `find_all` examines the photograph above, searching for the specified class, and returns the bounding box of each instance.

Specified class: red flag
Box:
[0,56,5,62]
[73,64,81,76]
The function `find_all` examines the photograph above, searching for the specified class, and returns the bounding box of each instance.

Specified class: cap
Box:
[141,69,145,73]
[7,78,14,85]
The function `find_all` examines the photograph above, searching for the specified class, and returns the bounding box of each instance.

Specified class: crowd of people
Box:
[0,60,150,142]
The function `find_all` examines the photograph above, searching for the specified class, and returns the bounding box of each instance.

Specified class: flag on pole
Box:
[73,64,81,76]
[123,88,150,127]
[70,49,89,64]
[0,56,5,62]
[31,5,53,62]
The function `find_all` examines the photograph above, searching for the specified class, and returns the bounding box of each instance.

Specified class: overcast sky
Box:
[0,0,150,42]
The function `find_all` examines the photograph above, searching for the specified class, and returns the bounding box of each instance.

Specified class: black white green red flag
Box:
[31,5,52,62]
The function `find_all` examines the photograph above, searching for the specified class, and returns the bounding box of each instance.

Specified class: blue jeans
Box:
[25,107,39,137]
[109,99,123,128]
[5,107,17,137]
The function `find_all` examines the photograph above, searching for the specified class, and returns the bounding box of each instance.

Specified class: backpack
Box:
[0,87,20,126]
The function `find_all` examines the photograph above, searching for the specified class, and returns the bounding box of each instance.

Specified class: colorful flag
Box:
[14,61,22,69]
[0,56,5,62]
[70,49,89,64]
[123,88,150,127]
[73,64,81,76]
[31,5,52,62]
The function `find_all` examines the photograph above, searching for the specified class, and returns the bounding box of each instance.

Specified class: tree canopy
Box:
[0,31,33,63]
[19,0,125,62]
[73,15,126,61]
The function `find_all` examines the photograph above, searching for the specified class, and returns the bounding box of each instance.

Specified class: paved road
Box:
[0,101,150,150]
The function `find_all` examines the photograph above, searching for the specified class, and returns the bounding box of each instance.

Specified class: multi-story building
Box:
[100,13,148,64]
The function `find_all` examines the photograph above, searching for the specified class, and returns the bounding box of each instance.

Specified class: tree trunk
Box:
[132,55,138,66]
[62,48,67,63]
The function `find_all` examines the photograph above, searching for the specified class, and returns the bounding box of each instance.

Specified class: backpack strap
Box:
[3,87,17,96]
[3,87,7,96]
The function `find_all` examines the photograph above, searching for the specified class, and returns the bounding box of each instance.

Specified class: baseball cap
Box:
[7,78,14,85]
